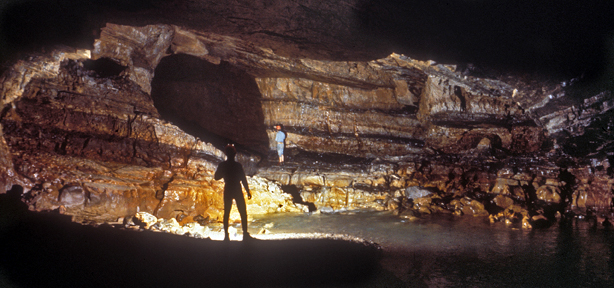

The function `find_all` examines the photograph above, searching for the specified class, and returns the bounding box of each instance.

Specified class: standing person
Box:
[214,144,253,241]
[275,124,286,164]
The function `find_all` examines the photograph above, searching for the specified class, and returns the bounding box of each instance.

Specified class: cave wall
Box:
[0,26,299,223]
[1,23,613,226]
[0,98,13,192]
[0,48,216,222]
[254,53,542,157]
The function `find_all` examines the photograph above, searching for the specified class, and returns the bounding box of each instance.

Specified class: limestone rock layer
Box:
[1,23,613,227]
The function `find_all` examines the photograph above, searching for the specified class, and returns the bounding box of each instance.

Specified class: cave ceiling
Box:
[1,0,613,79]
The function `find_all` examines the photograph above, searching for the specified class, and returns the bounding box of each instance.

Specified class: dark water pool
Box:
[253,211,614,288]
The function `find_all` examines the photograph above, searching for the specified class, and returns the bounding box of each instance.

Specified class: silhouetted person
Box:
[214,144,252,241]
[275,124,286,164]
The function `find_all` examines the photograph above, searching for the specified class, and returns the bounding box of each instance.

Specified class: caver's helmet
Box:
[225,144,236,157]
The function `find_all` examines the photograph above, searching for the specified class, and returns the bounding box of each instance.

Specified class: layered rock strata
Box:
[0,46,298,224]
[1,23,613,230]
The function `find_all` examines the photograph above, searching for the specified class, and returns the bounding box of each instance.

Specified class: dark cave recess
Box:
[150,54,270,155]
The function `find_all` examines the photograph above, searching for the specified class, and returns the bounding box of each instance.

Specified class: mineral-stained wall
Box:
[1,23,613,228]
[0,26,301,223]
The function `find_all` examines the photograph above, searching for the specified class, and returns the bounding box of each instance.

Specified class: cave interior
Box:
[1,0,614,287]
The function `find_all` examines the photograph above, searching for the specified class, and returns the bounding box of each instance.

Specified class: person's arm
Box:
[240,166,252,200]
[242,178,252,200]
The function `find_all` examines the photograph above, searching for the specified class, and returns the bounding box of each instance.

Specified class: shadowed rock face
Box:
[1,2,614,227]
[151,54,269,154]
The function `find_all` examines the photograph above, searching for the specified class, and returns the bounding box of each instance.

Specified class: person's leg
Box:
[223,195,232,240]
[277,143,284,163]
[234,194,249,235]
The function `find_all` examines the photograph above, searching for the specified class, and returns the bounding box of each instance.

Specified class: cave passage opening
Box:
[150,54,270,157]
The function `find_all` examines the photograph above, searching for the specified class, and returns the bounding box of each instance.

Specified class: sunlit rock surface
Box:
[1,23,613,229]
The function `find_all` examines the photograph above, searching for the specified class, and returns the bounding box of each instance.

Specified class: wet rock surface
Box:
[0,20,613,231]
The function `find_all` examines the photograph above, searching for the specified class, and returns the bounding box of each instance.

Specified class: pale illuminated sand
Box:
[210,230,374,244]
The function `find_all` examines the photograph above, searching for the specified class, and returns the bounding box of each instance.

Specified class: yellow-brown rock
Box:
[92,24,174,94]
[493,195,514,209]
[536,185,562,204]
[1,21,613,227]
[522,215,533,229]
[453,197,488,217]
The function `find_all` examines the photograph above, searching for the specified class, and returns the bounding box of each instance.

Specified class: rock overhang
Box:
[83,23,538,156]
[2,1,613,77]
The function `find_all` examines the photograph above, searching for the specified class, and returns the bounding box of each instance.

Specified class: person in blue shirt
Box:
[275,124,286,164]
[214,144,253,241]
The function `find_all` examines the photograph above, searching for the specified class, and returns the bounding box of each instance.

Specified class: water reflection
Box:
[252,211,614,287]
